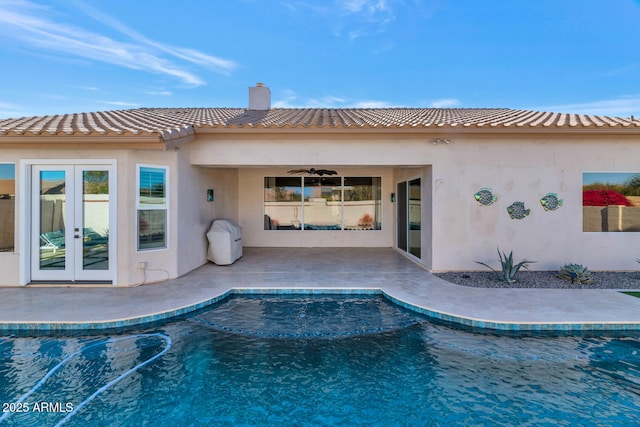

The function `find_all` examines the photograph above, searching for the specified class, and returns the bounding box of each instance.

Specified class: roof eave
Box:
[0,134,167,149]
[192,124,640,137]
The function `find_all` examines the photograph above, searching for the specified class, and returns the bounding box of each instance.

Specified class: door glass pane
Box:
[39,170,66,270]
[344,177,382,230]
[397,182,407,251]
[264,177,302,230]
[0,164,15,252]
[304,177,342,230]
[82,170,109,270]
[409,178,421,258]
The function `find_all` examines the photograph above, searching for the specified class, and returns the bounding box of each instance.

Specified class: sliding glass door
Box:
[397,178,421,258]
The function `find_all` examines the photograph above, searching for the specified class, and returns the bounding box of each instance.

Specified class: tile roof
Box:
[1,107,640,142]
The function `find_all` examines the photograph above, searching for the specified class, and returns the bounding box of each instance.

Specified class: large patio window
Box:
[0,164,15,252]
[583,172,640,232]
[137,165,168,250]
[264,176,381,231]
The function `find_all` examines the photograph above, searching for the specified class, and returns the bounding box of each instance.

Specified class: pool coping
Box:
[2,287,640,333]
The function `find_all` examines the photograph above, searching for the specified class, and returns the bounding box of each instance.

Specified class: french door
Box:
[397,178,421,258]
[31,165,115,282]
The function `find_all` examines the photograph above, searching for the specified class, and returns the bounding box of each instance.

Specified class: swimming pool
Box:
[1,295,640,426]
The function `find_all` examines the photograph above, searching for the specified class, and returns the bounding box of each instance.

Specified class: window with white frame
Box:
[137,165,168,250]
[264,176,382,230]
[0,164,15,252]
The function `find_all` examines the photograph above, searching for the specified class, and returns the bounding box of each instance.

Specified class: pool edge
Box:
[2,287,640,333]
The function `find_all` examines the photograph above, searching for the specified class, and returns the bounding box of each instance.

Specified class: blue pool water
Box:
[1,295,640,426]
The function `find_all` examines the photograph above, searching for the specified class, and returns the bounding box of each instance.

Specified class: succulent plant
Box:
[475,248,535,283]
[557,263,594,285]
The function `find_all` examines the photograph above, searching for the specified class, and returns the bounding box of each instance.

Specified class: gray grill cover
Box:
[206,219,243,265]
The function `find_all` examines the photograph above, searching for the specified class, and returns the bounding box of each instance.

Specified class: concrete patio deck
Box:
[2,247,640,333]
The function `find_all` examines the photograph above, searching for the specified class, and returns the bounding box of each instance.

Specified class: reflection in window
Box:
[583,172,640,232]
[137,165,168,250]
[264,177,302,230]
[0,164,15,252]
[304,177,341,230]
[264,176,382,231]
[139,166,166,206]
[344,177,381,230]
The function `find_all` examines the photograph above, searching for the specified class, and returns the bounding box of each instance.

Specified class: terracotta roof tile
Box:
[1,108,639,142]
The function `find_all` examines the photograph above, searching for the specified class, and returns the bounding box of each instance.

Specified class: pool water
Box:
[1,295,640,426]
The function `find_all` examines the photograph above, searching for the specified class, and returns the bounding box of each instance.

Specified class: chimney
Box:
[248,82,271,110]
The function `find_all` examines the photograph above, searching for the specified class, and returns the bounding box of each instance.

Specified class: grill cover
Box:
[206,219,243,265]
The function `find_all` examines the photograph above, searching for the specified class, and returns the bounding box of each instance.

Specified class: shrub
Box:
[557,263,594,285]
[583,189,633,207]
[475,248,535,283]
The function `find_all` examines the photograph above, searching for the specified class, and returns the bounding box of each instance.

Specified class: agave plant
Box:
[475,248,535,283]
[557,263,594,285]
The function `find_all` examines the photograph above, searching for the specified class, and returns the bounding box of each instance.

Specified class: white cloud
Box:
[273,90,397,108]
[429,98,461,108]
[353,100,396,108]
[0,101,27,118]
[536,96,640,117]
[102,101,139,107]
[145,91,173,96]
[343,0,388,15]
[0,0,237,86]
[282,0,395,39]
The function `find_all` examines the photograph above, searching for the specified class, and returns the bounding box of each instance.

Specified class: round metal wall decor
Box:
[540,193,563,211]
[474,188,497,206]
[507,201,530,219]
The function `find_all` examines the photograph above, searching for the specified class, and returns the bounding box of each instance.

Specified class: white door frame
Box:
[19,159,118,285]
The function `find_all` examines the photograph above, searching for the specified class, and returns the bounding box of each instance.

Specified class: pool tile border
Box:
[1,287,640,333]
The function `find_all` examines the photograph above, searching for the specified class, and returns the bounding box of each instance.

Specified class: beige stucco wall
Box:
[191,133,640,272]
[429,137,640,271]
[175,144,239,277]
[0,148,179,286]
[2,131,640,286]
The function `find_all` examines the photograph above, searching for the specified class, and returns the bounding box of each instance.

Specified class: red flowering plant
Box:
[583,189,633,206]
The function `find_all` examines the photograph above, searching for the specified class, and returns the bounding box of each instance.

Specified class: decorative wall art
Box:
[507,201,530,219]
[540,193,563,211]
[474,188,497,206]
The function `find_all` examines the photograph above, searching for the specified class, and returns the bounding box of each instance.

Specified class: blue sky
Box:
[583,172,640,186]
[1,0,640,119]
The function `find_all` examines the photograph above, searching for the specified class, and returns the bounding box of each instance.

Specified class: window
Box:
[137,165,168,250]
[264,176,381,231]
[583,172,640,232]
[0,164,15,252]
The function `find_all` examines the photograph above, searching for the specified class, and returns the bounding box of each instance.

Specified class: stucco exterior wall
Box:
[2,131,640,286]
[0,148,184,286]
[192,133,640,272]
[175,144,239,277]
[429,136,640,271]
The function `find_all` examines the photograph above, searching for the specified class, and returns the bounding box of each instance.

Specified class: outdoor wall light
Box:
[432,138,451,145]
[391,193,396,202]
[207,189,214,202]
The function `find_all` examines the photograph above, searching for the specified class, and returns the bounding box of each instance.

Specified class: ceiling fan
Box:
[287,168,337,176]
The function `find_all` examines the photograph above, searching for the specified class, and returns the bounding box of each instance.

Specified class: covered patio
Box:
[1,248,640,332]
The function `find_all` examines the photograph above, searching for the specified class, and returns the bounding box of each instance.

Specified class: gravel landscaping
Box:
[434,270,640,290]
